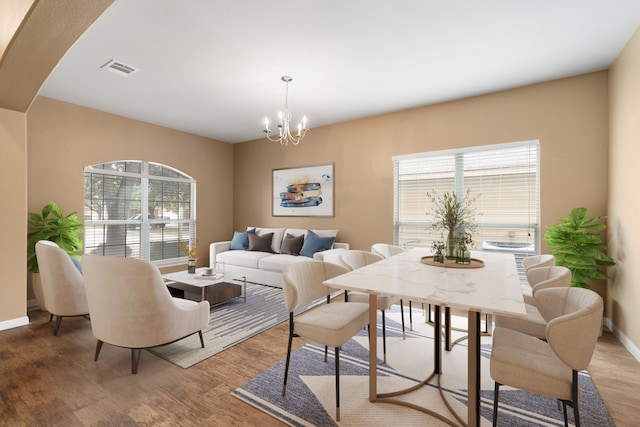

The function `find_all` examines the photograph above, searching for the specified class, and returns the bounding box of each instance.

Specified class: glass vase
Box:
[187,258,196,274]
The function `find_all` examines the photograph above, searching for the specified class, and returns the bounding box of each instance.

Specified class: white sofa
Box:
[209,227,349,288]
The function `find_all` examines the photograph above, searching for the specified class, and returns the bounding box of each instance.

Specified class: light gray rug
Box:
[150,282,290,368]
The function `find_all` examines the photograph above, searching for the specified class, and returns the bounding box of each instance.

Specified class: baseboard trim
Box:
[604,316,640,363]
[0,316,29,332]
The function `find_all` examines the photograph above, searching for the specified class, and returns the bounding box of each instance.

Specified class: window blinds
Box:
[393,141,540,258]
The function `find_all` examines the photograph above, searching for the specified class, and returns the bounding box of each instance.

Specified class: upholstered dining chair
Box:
[370,243,404,259]
[494,265,572,339]
[338,250,405,363]
[82,255,210,374]
[371,243,416,330]
[522,253,556,272]
[35,240,89,335]
[282,260,369,421]
[491,287,603,427]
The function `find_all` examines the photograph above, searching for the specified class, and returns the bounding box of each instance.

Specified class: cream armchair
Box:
[35,240,89,335]
[82,255,210,374]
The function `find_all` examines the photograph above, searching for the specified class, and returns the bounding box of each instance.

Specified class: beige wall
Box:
[0,107,27,324]
[234,72,610,299]
[26,96,234,298]
[608,27,640,351]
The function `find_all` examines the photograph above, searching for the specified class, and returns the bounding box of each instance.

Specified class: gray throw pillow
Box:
[248,232,274,253]
[280,233,304,256]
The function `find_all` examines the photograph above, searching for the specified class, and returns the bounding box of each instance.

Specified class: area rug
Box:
[233,307,614,427]
[151,282,300,368]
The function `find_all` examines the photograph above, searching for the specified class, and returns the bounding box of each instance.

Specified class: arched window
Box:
[83,160,196,266]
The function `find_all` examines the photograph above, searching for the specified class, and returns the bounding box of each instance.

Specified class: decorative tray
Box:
[420,256,485,269]
[195,273,224,280]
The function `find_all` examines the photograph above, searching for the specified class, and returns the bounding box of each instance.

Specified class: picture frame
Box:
[272,163,334,217]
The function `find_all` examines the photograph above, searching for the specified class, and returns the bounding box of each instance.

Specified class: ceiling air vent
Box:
[100,59,140,77]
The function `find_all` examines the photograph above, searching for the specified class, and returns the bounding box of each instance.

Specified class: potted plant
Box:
[544,207,616,289]
[27,201,84,273]
[426,189,480,259]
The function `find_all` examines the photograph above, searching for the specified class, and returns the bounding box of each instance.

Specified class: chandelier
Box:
[263,76,308,146]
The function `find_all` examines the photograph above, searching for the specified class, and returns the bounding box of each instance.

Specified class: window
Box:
[84,161,196,266]
[394,141,539,277]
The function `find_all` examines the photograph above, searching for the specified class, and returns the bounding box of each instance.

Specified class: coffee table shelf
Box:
[163,268,246,307]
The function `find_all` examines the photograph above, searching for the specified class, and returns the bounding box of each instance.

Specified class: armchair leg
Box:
[493,382,500,427]
[53,316,62,336]
[131,349,141,374]
[198,330,205,348]
[94,340,104,361]
[282,313,294,397]
[334,346,341,421]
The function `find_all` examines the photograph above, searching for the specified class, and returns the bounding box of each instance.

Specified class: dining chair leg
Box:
[381,310,387,363]
[53,316,62,336]
[562,401,569,427]
[409,301,413,330]
[198,330,205,348]
[49,313,53,322]
[571,370,581,427]
[492,382,500,427]
[334,346,341,421]
[282,313,294,396]
[131,348,141,374]
[400,299,406,339]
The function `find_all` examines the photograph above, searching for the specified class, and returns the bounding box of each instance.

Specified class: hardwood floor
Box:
[1,309,639,426]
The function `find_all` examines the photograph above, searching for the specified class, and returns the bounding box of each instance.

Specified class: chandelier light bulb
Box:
[263,76,309,146]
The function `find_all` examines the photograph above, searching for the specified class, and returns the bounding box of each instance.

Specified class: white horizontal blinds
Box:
[394,141,540,258]
[84,160,196,265]
[463,144,539,252]
[395,153,456,248]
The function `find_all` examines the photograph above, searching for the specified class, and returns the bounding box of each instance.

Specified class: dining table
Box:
[323,247,527,427]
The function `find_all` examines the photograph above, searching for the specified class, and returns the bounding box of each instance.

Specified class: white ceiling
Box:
[39,0,640,144]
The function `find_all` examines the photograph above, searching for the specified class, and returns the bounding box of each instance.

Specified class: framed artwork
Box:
[272,163,334,217]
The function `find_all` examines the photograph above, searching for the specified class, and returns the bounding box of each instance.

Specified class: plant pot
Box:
[31,272,48,311]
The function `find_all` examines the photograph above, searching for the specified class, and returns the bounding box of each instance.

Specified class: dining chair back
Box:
[494,265,572,339]
[371,243,405,259]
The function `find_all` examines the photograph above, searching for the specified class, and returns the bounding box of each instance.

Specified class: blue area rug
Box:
[233,307,614,426]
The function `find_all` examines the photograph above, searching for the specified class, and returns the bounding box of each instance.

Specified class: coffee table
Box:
[163,268,246,306]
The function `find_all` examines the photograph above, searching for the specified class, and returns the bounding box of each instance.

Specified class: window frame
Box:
[83,160,196,267]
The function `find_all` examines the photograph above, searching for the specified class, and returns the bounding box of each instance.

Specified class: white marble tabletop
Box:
[323,247,526,318]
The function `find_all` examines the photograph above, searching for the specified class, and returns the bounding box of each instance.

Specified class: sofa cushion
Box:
[230,230,251,250]
[280,233,304,256]
[300,230,336,258]
[248,227,286,253]
[217,250,273,269]
[248,232,274,253]
[259,254,303,273]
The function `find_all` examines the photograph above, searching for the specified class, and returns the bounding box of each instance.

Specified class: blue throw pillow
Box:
[300,230,336,258]
[230,231,249,250]
[230,228,256,250]
[70,255,82,273]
